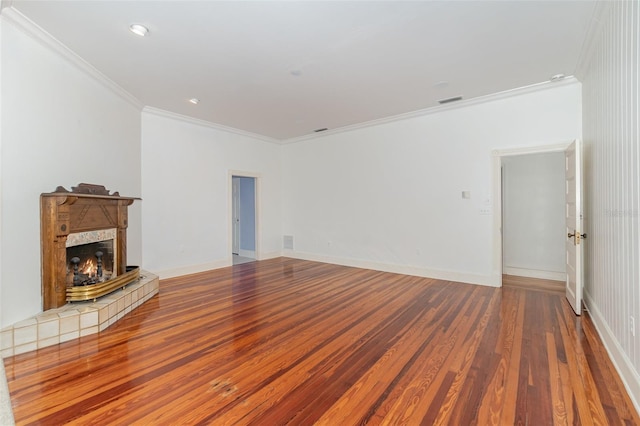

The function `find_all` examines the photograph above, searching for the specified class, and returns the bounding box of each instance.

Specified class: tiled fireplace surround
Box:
[1,271,159,358]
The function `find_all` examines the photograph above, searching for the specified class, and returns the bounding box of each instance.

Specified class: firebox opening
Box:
[66,241,115,286]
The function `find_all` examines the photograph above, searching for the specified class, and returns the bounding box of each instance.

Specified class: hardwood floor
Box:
[4,258,639,425]
[502,274,565,294]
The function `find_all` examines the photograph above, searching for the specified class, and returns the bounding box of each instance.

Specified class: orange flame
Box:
[79,258,97,276]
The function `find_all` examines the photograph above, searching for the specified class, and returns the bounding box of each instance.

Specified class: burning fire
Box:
[78,258,97,277]
[67,252,113,286]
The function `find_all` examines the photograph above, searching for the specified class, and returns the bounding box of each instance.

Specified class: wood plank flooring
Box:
[502,274,565,294]
[4,258,639,425]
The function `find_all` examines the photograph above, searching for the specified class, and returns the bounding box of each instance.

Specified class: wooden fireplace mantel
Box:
[40,184,140,310]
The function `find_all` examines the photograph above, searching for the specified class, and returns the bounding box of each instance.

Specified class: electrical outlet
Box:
[630,316,636,337]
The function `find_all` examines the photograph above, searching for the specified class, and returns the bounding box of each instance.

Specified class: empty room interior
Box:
[0,0,639,424]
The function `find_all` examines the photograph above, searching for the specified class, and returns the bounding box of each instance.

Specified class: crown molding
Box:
[1,4,585,146]
[574,1,613,80]
[142,107,281,145]
[0,0,13,12]
[282,77,581,145]
[1,7,143,110]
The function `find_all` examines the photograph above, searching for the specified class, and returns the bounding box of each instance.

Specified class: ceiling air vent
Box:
[314,128,328,133]
[438,96,463,105]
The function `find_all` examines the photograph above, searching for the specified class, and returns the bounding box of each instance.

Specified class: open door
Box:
[565,140,584,315]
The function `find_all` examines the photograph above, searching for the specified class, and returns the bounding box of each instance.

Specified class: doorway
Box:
[501,152,566,283]
[491,142,576,295]
[231,174,257,265]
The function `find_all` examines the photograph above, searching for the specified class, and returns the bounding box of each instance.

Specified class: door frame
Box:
[228,170,260,262]
[491,142,572,287]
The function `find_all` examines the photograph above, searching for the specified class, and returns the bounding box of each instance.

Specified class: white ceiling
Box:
[8,0,597,142]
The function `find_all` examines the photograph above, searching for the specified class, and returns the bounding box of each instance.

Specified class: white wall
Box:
[140,111,281,278]
[282,83,582,285]
[0,11,4,332]
[502,152,566,280]
[0,15,142,327]
[579,1,640,409]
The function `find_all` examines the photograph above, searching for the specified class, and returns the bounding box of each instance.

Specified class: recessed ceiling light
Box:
[189,98,200,105]
[129,24,149,37]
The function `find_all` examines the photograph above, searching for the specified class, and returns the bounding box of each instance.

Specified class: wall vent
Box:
[438,96,463,105]
[283,235,294,250]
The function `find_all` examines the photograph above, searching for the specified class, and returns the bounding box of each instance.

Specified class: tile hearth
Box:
[1,270,159,358]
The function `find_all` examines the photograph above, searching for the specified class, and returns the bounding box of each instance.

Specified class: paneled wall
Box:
[580,1,640,407]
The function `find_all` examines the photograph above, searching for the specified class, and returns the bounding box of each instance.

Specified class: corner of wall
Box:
[0,23,11,417]
[0,13,3,330]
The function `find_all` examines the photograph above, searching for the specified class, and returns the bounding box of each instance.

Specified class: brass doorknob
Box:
[568,232,587,238]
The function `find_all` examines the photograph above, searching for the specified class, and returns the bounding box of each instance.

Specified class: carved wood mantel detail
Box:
[40,184,140,310]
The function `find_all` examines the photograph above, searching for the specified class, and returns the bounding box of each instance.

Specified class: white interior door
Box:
[232,177,240,255]
[565,140,583,315]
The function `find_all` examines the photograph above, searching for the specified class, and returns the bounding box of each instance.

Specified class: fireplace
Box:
[66,229,116,286]
[40,184,140,310]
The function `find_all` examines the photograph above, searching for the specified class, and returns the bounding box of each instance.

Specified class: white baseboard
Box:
[155,259,231,279]
[156,251,498,289]
[283,250,499,287]
[154,251,284,279]
[238,249,256,258]
[584,290,640,414]
[257,251,282,261]
[156,250,500,288]
[502,267,565,281]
